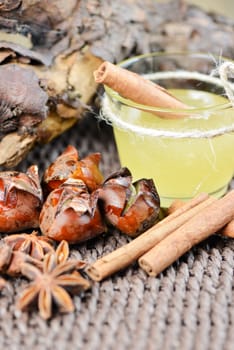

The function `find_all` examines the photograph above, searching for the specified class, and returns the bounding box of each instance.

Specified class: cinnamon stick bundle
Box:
[87,191,234,281]
[86,193,213,281]
[94,61,189,119]
[167,198,234,238]
[139,190,234,276]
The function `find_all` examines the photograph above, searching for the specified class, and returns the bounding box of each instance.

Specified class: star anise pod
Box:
[0,240,12,271]
[0,277,7,291]
[3,231,55,260]
[0,239,42,276]
[17,240,90,320]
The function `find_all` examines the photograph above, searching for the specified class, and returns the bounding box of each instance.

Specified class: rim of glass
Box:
[104,51,234,113]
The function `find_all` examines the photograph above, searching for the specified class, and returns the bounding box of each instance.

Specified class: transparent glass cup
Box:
[102,52,234,207]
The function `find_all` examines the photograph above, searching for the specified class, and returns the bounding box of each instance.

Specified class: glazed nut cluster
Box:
[0,145,161,244]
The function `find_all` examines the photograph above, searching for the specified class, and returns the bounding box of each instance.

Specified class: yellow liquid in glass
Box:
[112,89,234,207]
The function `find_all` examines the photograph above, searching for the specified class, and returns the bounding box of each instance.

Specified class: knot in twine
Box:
[100,61,234,139]
[218,61,234,107]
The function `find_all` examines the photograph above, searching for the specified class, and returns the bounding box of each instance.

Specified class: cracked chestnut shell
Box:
[97,168,160,237]
[0,165,42,232]
[39,179,106,244]
[42,145,104,196]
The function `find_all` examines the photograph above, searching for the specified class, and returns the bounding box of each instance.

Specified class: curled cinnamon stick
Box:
[86,193,213,281]
[220,220,234,238]
[167,199,185,216]
[94,61,189,119]
[168,198,234,239]
[139,190,234,277]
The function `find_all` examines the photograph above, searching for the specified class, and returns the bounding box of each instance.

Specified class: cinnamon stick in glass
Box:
[86,193,213,281]
[94,61,189,119]
[139,190,234,277]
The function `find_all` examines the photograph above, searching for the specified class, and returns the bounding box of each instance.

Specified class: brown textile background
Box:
[1,114,234,350]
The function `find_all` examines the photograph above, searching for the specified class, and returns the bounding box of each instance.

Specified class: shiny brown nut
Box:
[72,152,104,192]
[42,145,79,195]
[98,168,160,237]
[42,145,104,195]
[40,179,106,244]
[0,165,42,232]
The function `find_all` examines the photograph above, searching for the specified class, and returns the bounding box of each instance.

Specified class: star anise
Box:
[0,277,7,291]
[0,239,42,276]
[17,240,90,319]
[3,231,55,260]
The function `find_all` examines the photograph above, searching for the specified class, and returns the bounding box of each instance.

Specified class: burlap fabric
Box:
[1,114,234,350]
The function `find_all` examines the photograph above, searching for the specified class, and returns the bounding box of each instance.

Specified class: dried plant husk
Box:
[0,50,102,168]
[0,0,233,167]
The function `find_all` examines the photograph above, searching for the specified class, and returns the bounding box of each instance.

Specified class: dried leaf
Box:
[0,42,52,66]
[0,65,48,131]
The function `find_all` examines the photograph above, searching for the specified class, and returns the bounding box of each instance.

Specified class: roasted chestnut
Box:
[40,178,106,244]
[0,165,42,233]
[97,168,160,237]
[42,145,103,195]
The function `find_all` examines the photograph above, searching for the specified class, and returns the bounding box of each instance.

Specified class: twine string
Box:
[218,61,234,107]
[100,62,234,139]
